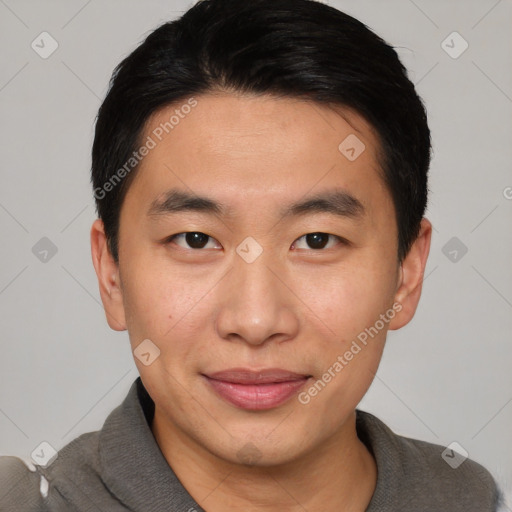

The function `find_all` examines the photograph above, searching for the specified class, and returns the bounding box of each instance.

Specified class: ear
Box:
[388,217,432,330]
[90,219,127,331]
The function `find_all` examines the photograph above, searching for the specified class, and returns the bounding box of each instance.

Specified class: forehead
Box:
[125,92,390,217]
[144,92,381,159]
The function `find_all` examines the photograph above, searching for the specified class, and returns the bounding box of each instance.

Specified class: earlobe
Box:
[388,218,432,331]
[90,219,127,331]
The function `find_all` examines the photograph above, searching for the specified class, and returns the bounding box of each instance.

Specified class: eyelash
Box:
[164,232,347,251]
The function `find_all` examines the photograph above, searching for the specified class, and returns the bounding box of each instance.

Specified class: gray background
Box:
[1,0,511,499]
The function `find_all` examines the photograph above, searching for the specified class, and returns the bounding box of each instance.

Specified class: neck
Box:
[152,409,377,512]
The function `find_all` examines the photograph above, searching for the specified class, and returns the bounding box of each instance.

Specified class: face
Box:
[92,92,430,467]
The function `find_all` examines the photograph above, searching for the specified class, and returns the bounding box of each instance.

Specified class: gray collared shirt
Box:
[0,377,502,511]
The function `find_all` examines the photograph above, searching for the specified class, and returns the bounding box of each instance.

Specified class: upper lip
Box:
[204,368,311,384]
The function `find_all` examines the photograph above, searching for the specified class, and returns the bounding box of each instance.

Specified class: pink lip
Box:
[203,368,311,410]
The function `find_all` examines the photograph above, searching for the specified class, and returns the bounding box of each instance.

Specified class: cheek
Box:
[120,250,184,327]
[120,255,218,367]
[294,259,397,342]
[294,257,397,416]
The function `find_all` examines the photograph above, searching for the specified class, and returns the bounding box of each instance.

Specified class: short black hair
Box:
[91,0,431,263]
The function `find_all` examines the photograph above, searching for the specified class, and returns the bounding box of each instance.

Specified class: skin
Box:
[91,92,431,511]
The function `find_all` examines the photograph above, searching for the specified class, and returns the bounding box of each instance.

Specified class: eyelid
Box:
[291,233,349,250]
[164,232,222,250]
[162,231,349,251]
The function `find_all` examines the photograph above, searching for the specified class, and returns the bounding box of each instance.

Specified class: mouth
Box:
[202,368,312,410]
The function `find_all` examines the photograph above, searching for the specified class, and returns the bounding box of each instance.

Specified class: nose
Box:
[215,250,300,347]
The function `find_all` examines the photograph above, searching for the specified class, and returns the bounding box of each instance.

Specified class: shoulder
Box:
[356,410,500,511]
[398,434,498,503]
[1,380,143,511]
[0,455,45,511]
[0,430,103,512]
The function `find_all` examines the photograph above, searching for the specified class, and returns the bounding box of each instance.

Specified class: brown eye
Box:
[305,233,329,249]
[168,232,221,249]
[292,232,342,250]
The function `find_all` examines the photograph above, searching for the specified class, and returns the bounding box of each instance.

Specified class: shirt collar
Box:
[99,377,205,511]
[99,377,397,511]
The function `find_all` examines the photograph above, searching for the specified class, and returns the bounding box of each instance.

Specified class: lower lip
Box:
[204,377,309,410]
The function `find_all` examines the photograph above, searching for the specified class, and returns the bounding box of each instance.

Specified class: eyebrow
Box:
[280,189,364,220]
[148,189,223,217]
[147,188,365,220]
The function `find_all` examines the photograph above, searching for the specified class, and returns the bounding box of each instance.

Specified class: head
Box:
[91,0,432,467]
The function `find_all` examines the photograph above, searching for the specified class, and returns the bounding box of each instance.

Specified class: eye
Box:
[166,232,221,250]
[291,232,345,250]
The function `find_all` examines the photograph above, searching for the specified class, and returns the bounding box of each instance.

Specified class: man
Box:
[0,0,504,510]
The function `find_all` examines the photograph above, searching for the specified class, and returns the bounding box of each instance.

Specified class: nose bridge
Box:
[215,247,299,345]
